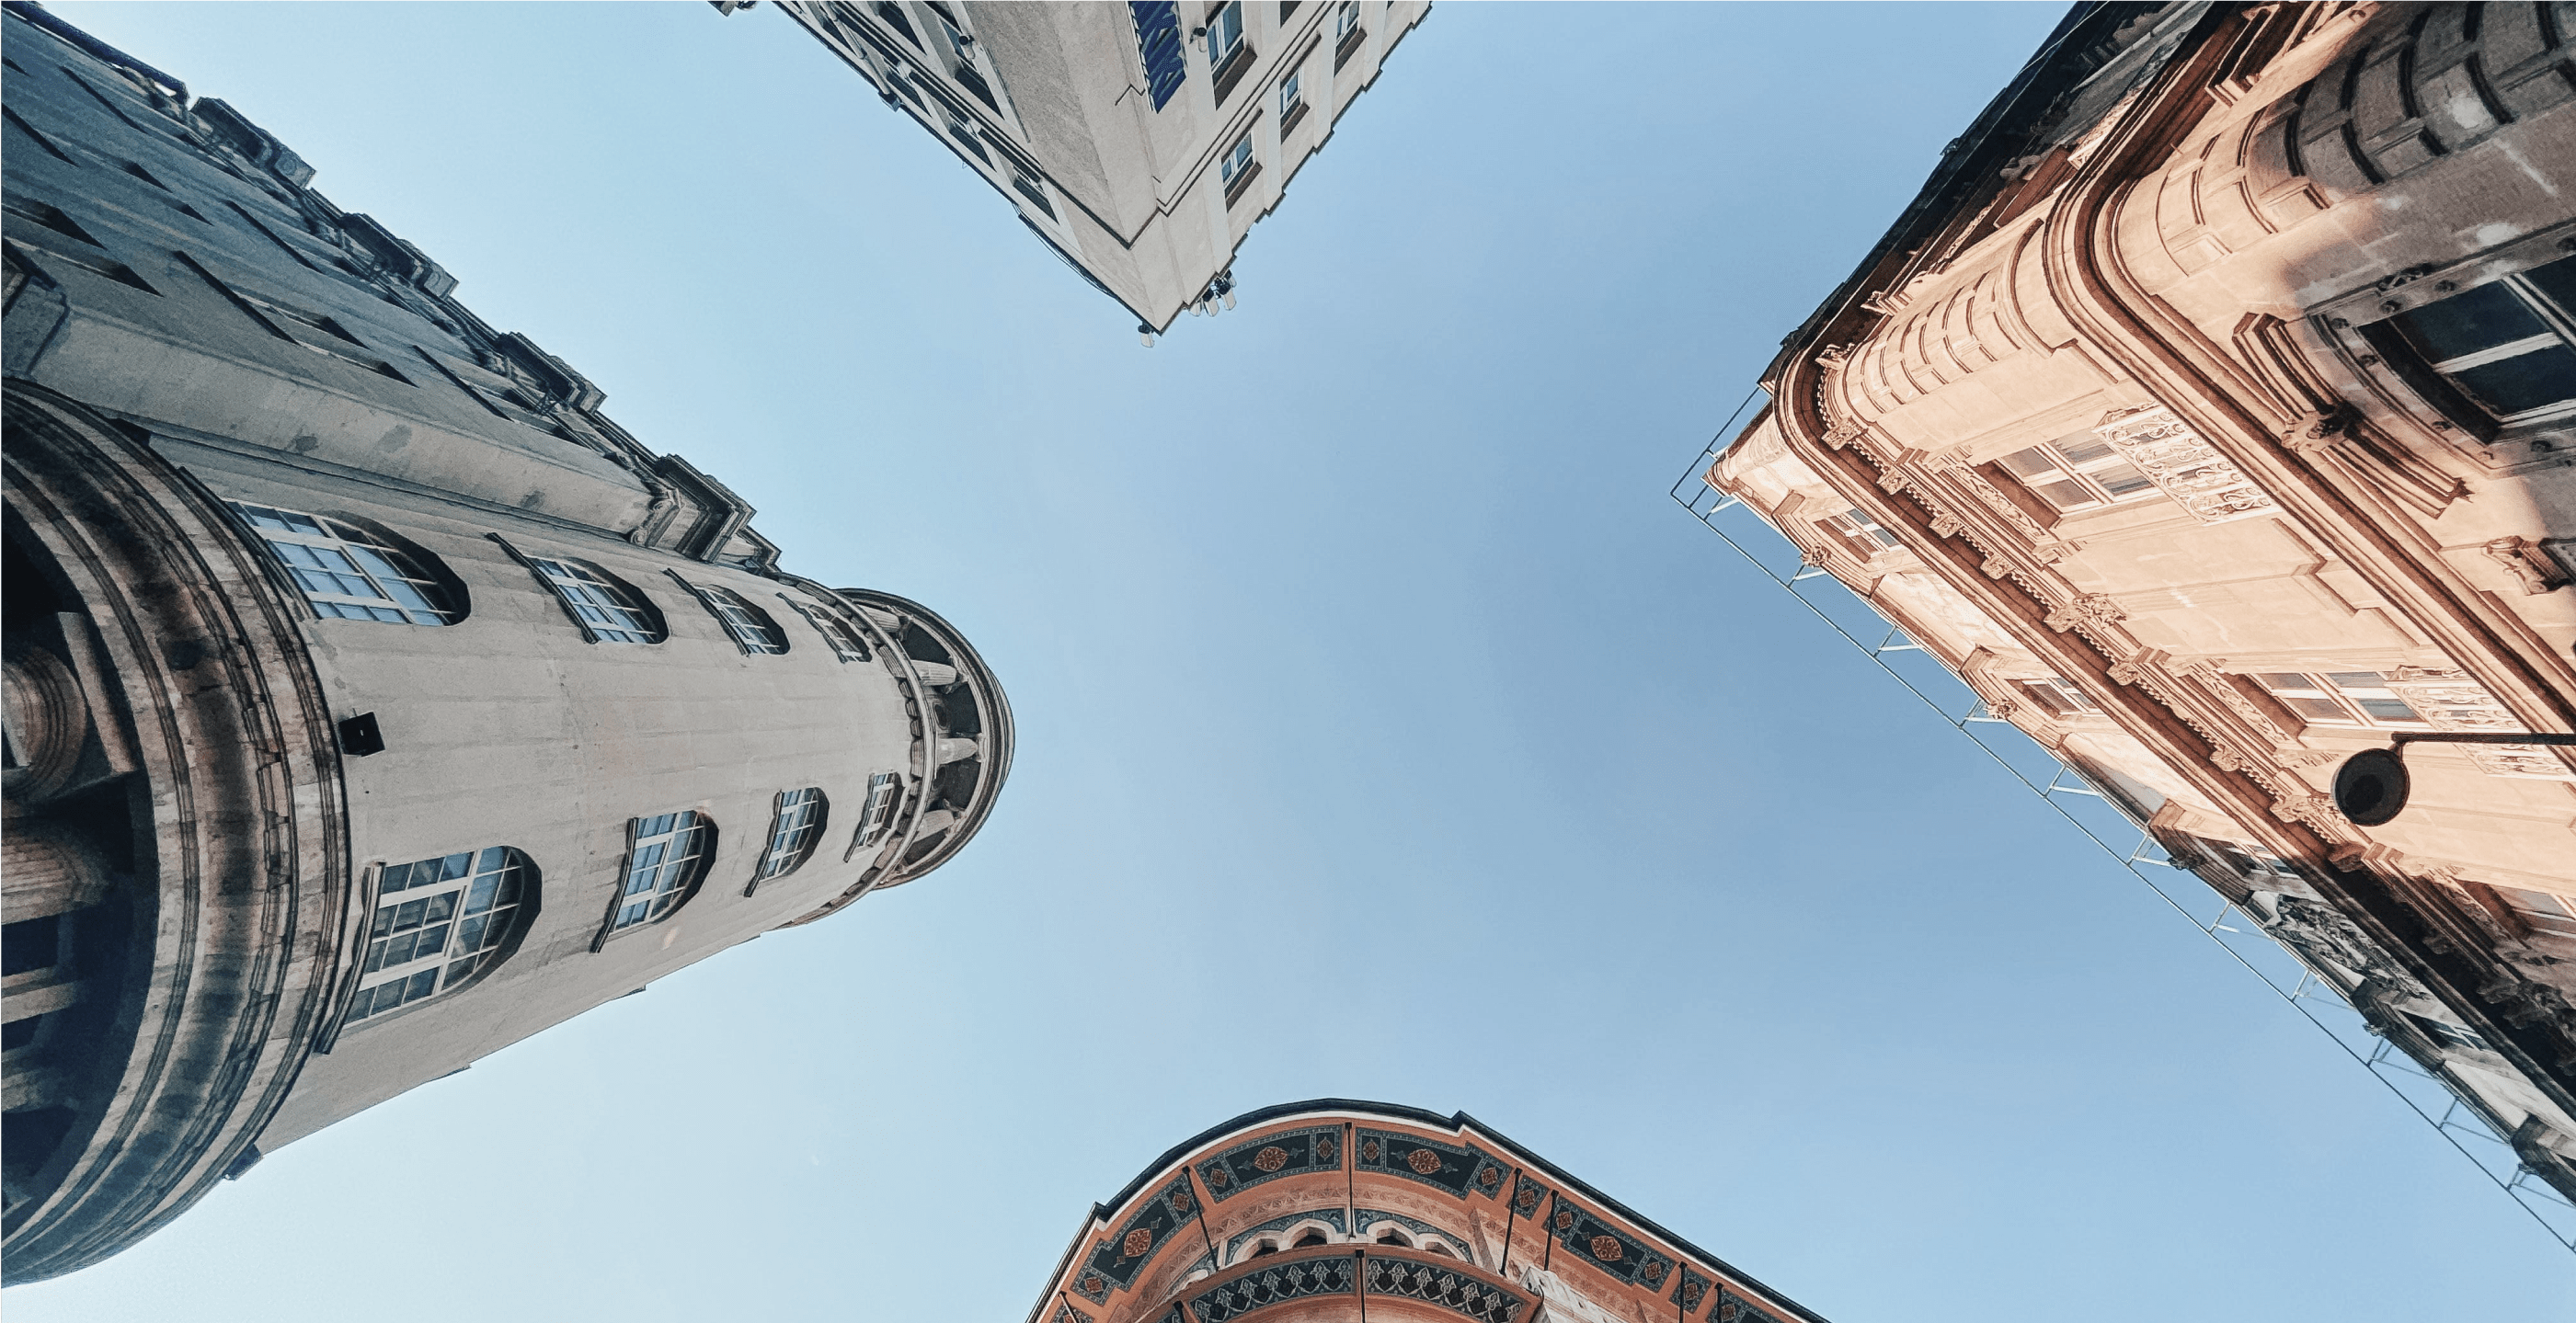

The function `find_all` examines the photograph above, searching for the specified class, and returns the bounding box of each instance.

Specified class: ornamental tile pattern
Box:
[1191,1255,1357,1322]
[1545,1197,1666,1287]
[1355,1127,1503,1199]
[1198,1125,1343,1202]
[1363,1255,1526,1323]
[1714,1287,1780,1323]
[1083,1174,1198,1295]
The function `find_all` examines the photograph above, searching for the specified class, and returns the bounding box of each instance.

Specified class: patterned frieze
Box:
[1356,1127,1506,1200]
[1198,1125,1343,1201]
[2092,407,2282,524]
[2385,667,2576,780]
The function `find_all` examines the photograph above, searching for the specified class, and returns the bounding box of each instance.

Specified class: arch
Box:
[226,500,464,626]
[344,847,538,1023]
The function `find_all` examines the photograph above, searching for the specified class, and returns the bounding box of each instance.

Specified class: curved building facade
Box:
[1697,3,2576,1197]
[1,5,1009,1282]
[1029,1101,1821,1323]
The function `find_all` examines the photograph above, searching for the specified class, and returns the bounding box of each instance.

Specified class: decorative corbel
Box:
[2482,537,2570,595]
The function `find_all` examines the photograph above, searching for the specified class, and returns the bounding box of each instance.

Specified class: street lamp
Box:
[2333,732,2576,826]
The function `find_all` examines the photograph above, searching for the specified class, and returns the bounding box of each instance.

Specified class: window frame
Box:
[779,593,872,662]
[1994,432,2162,516]
[1815,506,1900,559]
[342,847,535,1028]
[2364,256,2576,430]
[667,571,789,656]
[596,809,716,944]
[490,536,666,644]
[847,772,905,859]
[2016,675,2100,719]
[745,787,830,895]
[2250,669,2428,730]
[229,501,463,626]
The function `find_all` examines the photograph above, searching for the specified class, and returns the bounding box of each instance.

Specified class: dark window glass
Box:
[2390,283,2549,361]
[2521,255,2576,313]
[2449,344,2576,416]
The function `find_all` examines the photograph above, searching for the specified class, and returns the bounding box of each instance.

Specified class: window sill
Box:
[1334,26,1366,70]
[1222,158,1264,208]
[1211,42,1256,105]
[1279,101,1310,139]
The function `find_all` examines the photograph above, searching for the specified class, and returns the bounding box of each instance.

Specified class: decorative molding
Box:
[2093,406,2280,523]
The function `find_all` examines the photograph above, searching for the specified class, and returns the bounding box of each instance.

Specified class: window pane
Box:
[1998,447,2058,479]
[370,907,397,939]
[2517,255,2576,317]
[2390,282,2550,361]
[423,893,457,924]
[393,898,428,930]
[464,874,498,914]
[2091,462,2155,497]
[2055,438,2116,466]
[2448,344,2576,416]
[363,938,389,973]
[2354,697,2421,722]
[2035,480,2096,510]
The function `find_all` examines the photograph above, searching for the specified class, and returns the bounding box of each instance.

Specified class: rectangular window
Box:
[1278,70,1306,131]
[1996,433,2159,515]
[1334,0,1366,67]
[2375,256,2576,427]
[2018,676,2099,718]
[1219,131,1254,187]
[1011,164,1056,218]
[2252,671,2425,728]
[1817,507,1900,557]
[1208,1,1245,65]
[2491,885,2576,940]
[757,787,828,882]
[945,108,990,163]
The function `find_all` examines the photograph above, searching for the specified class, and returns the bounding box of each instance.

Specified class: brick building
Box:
[1030,1102,1822,1323]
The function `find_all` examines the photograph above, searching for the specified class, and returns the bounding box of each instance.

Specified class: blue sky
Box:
[19,4,2572,1319]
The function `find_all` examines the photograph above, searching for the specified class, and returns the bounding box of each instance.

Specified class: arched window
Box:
[780,595,871,662]
[1376,1230,1412,1248]
[231,502,459,625]
[528,555,663,644]
[748,787,827,891]
[348,847,532,1021]
[1249,1240,1278,1259]
[698,585,787,656]
[850,772,903,853]
[613,810,713,930]
[1291,1230,1328,1249]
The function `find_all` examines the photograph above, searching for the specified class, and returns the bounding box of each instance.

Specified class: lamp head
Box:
[2333,747,2410,827]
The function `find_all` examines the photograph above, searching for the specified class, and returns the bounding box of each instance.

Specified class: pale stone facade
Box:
[1028,1101,1820,1323]
[1701,3,2576,1196]
[1,6,1009,1281]
[750,0,1428,336]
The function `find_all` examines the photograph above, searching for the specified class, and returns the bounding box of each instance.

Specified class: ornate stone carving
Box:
[2277,405,2358,457]
[2384,667,2576,780]
[2093,406,2280,524]
[2043,593,2125,634]
[2482,537,2569,595]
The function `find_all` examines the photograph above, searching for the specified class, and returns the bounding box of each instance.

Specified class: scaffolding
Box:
[1668,425,2576,1252]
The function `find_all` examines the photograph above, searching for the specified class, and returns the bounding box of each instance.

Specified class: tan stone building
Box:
[2,5,1009,1281]
[743,0,1428,336]
[1698,2,2576,1200]
[1029,1101,1821,1323]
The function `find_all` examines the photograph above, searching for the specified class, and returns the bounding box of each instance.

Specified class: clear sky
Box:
[17,4,2573,1319]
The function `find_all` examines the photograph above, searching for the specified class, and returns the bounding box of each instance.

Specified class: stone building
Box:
[1030,1101,1821,1323]
[738,0,1428,337]
[1,4,1010,1282]
[1698,3,2576,1196]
